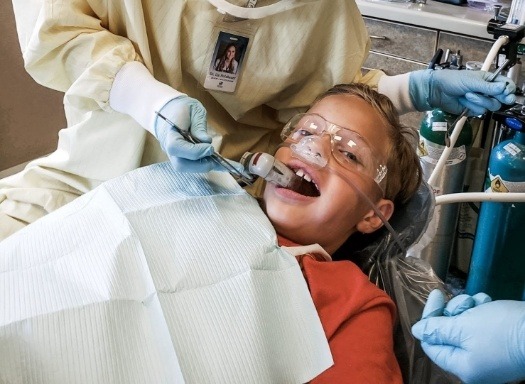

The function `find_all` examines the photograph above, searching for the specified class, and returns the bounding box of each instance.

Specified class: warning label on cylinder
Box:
[487,173,525,193]
[490,176,509,193]
[418,138,467,165]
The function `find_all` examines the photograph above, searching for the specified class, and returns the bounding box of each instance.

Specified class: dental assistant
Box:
[1,0,516,240]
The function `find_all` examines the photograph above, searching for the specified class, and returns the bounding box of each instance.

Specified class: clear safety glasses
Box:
[281,113,388,185]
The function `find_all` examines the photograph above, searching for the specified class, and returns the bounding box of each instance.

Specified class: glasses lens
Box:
[281,114,327,142]
[331,128,375,174]
[281,113,387,184]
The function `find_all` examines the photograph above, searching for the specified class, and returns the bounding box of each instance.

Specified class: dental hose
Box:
[435,191,525,205]
[427,35,510,187]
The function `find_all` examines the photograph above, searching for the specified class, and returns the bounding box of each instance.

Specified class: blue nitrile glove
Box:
[409,69,516,115]
[155,96,244,174]
[109,61,245,174]
[442,292,491,316]
[413,291,525,384]
[420,289,492,318]
[420,289,447,319]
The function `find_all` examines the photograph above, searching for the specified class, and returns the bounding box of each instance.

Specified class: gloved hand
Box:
[412,290,525,384]
[109,61,245,174]
[409,69,516,115]
[154,96,244,173]
[441,291,491,316]
[155,96,213,160]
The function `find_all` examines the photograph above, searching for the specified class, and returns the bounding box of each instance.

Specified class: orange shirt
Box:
[279,236,402,384]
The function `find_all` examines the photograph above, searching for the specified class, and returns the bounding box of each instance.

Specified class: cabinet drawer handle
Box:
[370,35,388,40]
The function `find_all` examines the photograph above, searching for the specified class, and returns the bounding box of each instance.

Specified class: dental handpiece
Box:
[240,152,319,196]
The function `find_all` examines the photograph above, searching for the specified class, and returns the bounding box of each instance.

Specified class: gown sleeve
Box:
[11,0,141,111]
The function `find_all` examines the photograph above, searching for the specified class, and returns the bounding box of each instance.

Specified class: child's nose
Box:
[290,135,331,168]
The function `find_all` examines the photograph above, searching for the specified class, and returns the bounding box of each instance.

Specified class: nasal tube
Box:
[240,152,298,187]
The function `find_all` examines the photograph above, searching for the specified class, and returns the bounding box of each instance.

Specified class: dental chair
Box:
[333,180,459,384]
[0,164,456,383]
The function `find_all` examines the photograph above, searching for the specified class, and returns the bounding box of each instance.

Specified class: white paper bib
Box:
[0,163,332,383]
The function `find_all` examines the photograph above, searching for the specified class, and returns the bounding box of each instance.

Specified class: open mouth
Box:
[286,168,320,197]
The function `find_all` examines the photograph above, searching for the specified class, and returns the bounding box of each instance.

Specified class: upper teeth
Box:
[295,168,312,182]
[292,168,320,195]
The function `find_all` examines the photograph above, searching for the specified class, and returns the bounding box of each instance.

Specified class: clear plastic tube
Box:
[327,165,407,254]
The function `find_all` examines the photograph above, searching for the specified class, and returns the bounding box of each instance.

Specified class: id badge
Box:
[202,6,259,94]
[203,30,250,93]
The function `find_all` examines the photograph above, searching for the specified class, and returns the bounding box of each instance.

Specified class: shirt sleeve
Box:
[11,0,140,111]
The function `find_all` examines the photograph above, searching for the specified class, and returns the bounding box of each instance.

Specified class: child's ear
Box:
[356,198,394,234]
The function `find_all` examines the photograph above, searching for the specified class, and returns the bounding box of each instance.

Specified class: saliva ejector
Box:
[240,152,319,197]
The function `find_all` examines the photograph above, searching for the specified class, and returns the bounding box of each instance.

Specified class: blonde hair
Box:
[313,83,422,205]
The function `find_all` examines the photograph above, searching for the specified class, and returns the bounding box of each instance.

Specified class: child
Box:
[0,84,421,383]
[264,83,421,383]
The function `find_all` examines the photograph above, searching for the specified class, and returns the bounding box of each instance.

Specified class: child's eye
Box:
[341,150,359,163]
[291,128,314,141]
[296,129,313,137]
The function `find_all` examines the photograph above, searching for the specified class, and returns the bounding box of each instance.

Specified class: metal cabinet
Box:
[364,18,437,65]
[362,17,494,131]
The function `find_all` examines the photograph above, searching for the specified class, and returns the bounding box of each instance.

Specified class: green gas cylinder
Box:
[417,109,473,280]
[419,109,473,151]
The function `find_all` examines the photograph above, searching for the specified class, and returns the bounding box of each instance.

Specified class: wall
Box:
[0,1,66,173]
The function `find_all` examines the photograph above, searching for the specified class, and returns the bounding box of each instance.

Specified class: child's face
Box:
[263,94,392,254]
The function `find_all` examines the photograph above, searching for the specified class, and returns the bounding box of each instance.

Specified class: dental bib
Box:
[0,163,332,383]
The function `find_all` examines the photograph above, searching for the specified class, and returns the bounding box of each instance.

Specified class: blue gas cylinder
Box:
[466,117,525,300]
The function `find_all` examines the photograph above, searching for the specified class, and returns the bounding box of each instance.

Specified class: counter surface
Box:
[356,0,495,39]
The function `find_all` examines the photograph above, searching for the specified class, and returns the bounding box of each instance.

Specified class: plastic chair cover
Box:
[333,181,460,384]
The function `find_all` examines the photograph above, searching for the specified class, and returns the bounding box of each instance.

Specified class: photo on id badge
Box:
[204,31,249,93]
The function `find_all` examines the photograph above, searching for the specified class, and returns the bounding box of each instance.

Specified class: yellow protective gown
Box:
[1,0,384,240]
